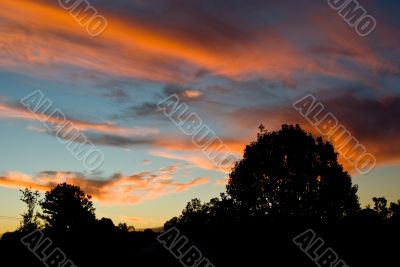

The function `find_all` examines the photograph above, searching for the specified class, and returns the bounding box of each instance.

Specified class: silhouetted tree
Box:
[118,222,136,232]
[389,200,400,222]
[19,187,41,232]
[118,222,129,232]
[372,197,389,219]
[202,193,237,227]
[178,198,209,229]
[96,217,116,234]
[227,124,360,221]
[143,228,154,234]
[164,193,237,231]
[40,183,96,232]
[164,216,179,230]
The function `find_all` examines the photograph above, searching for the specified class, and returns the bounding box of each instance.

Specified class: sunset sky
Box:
[0,0,399,233]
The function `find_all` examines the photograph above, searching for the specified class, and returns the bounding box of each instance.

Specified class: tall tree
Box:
[40,183,96,232]
[227,124,360,221]
[19,187,41,232]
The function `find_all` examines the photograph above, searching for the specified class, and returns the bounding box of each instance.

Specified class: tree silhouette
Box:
[164,193,236,231]
[371,198,400,222]
[171,198,209,230]
[19,187,41,232]
[372,197,389,219]
[40,183,96,232]
[118,222,136,232]
[4,125,400,267]
[389,200,400,222]
[227,124,360,221]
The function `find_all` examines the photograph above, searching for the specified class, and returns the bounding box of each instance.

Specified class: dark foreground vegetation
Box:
[1,125,399,267]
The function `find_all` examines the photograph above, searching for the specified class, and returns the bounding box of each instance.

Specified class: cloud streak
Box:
[0,167,210,205]
[0,102,158,137]
[1,0,397,85]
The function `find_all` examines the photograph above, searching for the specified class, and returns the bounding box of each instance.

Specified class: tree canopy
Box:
[227,124,360,221]
[40,183,96,232]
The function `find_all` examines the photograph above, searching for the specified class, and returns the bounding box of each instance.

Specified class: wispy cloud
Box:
[216,177,229,186]
[0,167,210,205]
[1,0,397,86]
[0,102,158,137]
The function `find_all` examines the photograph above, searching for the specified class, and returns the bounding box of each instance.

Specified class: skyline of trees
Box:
[2,124,399,267]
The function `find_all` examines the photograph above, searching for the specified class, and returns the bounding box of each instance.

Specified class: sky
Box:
[0,0,399,233]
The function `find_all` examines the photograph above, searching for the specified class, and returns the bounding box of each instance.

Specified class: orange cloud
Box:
[216,177,229,186]
[0,1,193,83]
[0,167,210,205]
[0,0,387,84]
[155,137,245,155]
[181,89,203,98]
[151,148,239,174]
[118,216,144,224]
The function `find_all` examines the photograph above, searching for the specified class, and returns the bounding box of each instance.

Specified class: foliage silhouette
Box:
[40,183,96,233]
[373,197,389,218]
[1,124,400,267]
[372,196,400,222]
[19,187,40,232]
[227,124,360,221]
[162,125,400,267]
[118,222,136,232]
[389,200,400,221]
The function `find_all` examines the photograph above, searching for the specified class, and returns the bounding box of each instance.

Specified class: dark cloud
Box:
[227,89,400,165]
[312,93,399,137]
[124,84,204,119]
[86,134,155,147]
[102,88,130,102]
